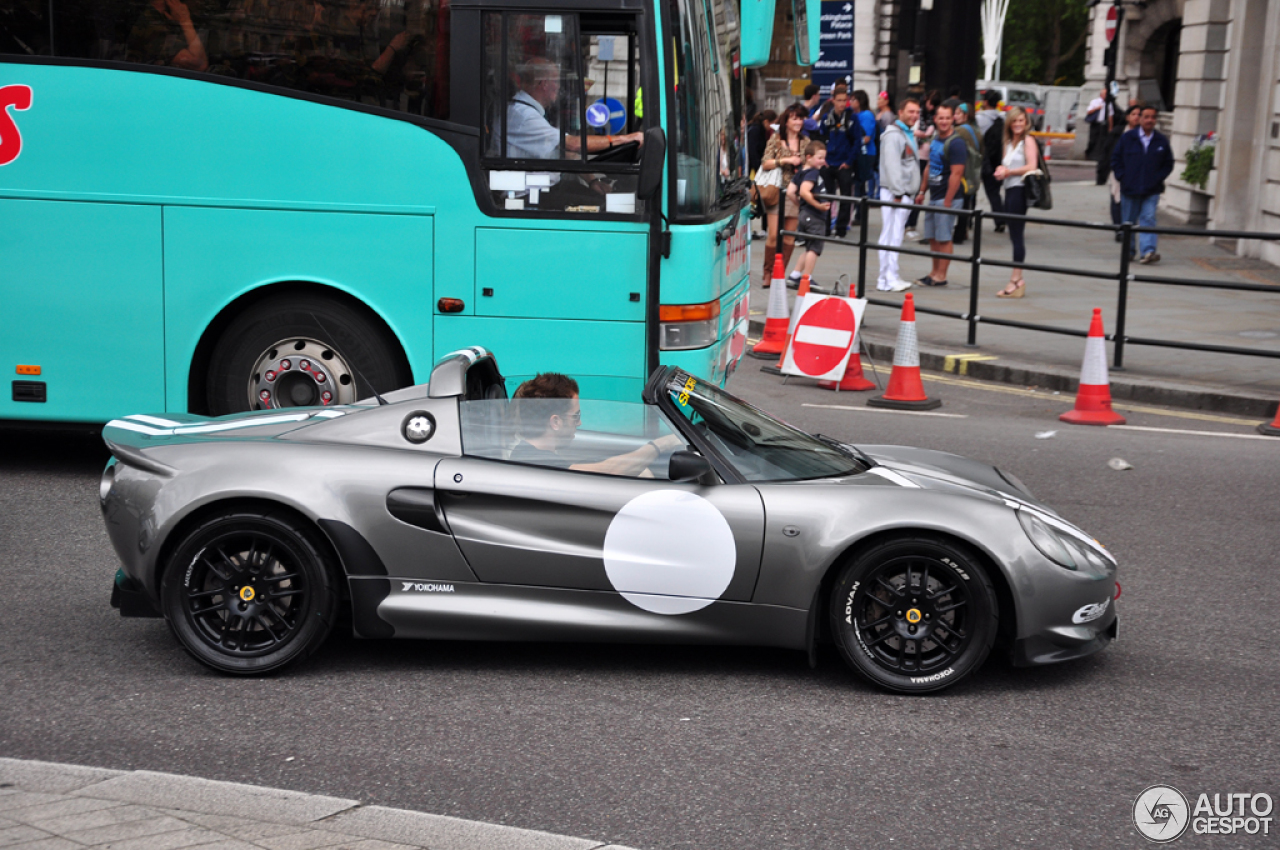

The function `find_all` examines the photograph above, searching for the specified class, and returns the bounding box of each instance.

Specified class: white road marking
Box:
[1110,425,1279,441]
[803,403,968,418]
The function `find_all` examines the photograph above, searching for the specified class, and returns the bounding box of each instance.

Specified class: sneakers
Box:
[917,276,948,287]
[1139,251,1161,264]
[787,270,803,282]
[878,278,913,291]
[904,229,920,241]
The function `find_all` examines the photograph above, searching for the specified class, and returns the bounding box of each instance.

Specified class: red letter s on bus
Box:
[0,85,34,166]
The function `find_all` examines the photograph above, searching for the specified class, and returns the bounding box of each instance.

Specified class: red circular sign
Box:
[790,297,856,377]
[1105,6,1118,42]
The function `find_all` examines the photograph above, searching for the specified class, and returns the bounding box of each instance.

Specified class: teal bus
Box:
[1,0,815,422]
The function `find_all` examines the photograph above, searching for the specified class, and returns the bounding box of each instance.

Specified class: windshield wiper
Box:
[714,177,753,245]
[816,434,876,468]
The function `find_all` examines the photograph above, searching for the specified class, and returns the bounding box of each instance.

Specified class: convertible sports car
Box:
[101,347,1118,693]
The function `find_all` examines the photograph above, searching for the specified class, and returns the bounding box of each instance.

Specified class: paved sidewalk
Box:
[748,161,1280,417]
[0,759,636,850]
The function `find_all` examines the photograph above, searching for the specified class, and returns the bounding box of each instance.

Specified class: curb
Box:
[0,758,638,850]
[747,318,1280,419]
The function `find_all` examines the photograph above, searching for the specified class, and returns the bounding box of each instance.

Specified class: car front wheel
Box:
[161,509,339,675]
[830,535,997,694]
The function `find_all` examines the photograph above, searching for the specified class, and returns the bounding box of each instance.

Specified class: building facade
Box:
[1083,0,1280,261]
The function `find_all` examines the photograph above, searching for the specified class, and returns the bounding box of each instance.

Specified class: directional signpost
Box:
[812,0,854,92]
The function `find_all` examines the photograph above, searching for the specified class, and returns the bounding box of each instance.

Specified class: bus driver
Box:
[506,58,644,159]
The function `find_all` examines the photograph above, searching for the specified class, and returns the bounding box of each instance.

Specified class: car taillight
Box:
[660,300,721,350]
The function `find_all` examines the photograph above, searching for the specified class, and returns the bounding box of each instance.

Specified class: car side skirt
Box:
[347,577,809,648]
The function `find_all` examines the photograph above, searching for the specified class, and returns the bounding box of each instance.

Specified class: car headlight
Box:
[1016,509,1110,572]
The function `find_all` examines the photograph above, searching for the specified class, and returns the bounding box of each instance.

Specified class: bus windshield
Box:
[670,0,742,219]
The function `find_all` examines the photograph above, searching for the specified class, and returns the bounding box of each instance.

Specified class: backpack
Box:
[957,123,983,195]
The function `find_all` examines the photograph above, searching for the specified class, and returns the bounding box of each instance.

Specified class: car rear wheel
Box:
[206,294,407,415]
[161,510,339,675]
[830,536,997,694]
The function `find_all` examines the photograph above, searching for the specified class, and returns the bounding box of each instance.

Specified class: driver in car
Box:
[507,58,644,159]
[511,373,683,477]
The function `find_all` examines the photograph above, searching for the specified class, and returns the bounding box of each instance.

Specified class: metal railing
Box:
[778,193,1280,369]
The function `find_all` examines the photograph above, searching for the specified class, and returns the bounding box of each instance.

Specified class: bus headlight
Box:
[659,300,721,350]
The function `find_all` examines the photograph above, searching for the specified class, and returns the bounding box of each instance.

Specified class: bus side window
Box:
[481,11,645,217]
[34,0,450,121]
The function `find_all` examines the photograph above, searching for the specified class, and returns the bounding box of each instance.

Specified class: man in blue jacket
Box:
[819,84,858,238]
[1111,105,1174,264]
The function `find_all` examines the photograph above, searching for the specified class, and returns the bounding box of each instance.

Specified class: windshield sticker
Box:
[0,85,33,167]
[676,375,697,406]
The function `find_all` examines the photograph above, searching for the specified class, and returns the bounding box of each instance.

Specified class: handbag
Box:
[1024,137,1053,210]
[754,165,783,207]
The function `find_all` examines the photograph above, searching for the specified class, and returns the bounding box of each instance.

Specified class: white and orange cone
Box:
[818,326,876,391]
[749,254,791,359]
[867,294,941,410]
[763,273,813,374]
[1258,402,1280,437]
[1060,308,1126,426]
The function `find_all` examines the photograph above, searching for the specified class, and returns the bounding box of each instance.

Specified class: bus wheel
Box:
[206,295,407,415]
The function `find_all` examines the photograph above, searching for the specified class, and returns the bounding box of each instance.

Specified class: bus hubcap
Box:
[249,338,355,409]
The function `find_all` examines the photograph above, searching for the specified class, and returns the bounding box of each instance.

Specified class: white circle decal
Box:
[602,490,736,615]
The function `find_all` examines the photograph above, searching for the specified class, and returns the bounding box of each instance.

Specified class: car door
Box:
[433,455,764,613]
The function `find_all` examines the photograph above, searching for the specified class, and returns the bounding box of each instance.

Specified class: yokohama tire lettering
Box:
[0,85,33,166]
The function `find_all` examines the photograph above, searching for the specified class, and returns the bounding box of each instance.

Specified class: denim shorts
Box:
[924,196,964,243]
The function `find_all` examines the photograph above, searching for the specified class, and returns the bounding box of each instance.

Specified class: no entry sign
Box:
[781,295,866,381]
[1105,5,1118,42]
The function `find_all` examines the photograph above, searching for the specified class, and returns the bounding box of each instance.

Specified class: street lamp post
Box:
[1090,0,1146,130]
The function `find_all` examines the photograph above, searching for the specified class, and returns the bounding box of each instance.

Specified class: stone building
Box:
[1082,0,1280,261]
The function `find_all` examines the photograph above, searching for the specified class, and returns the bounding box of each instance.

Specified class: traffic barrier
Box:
[867,294,941,410]
[818,326,876,391]
[749,254,791,359]
[1060,308,1126,426]
[1258,402,1280,436]
[763,274,813,375]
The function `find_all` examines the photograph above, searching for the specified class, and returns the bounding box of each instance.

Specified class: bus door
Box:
[438,2,658,400]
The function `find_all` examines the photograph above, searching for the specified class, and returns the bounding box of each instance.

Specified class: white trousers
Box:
[877,187,911,286]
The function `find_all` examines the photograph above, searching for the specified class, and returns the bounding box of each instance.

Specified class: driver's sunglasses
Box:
[560,410,582,423]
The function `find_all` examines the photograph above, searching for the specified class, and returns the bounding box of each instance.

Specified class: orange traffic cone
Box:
[1258,402,1280,436]
[749,254,791,359]
[1060,308,1126,426]
[818,326,876,391]
[762,274,812,375]
[867,294,941,410]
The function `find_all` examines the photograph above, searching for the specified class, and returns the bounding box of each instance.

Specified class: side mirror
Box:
[637,127,667,201]
[668,450,713,483]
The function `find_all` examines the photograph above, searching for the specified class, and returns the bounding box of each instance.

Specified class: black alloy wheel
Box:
[161,510,339,674]
[831,536,997,694]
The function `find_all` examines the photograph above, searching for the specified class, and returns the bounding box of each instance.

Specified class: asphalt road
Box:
[2,367,1278,849]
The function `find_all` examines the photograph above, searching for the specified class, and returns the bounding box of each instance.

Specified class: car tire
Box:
[161,509,340,675]
[206,294,407,415]
[830,535,997,694]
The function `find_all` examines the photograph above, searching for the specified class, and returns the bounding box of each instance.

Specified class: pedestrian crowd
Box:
[747,82,1176,298]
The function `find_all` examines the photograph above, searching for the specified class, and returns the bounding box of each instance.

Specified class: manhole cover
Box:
[1239,330,1279,339]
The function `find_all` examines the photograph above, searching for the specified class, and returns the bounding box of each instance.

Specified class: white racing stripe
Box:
[803,403,967,418]
[1111,424,1279,441]
[125,414,183,427]
[107,410,346,438]
[794,326,852,349]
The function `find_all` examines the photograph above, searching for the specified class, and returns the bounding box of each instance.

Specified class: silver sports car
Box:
[101,347,1118,693]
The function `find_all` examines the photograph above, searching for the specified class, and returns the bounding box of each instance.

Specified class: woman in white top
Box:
[993,107,1038,298]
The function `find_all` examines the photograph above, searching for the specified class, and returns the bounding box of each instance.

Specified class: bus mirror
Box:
[792,0,821,66]
[637,128,667,201]
[739,0,774,67]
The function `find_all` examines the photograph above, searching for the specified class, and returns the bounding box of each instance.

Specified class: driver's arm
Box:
[570,432,684,476]
[565,130,645,154]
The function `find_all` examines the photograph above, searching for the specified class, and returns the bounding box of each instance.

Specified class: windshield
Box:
[669,0,743,218]
[663,371,867,481]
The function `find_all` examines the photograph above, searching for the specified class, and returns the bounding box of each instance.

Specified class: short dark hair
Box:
[984,89,1000,107]
[831,83,848,97]
[900,96,921,110]
[1140,105,1159,117]
[803,139,827,158]
[934,102,954,119]
[514,372,579,435]
[803,84,820,100]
